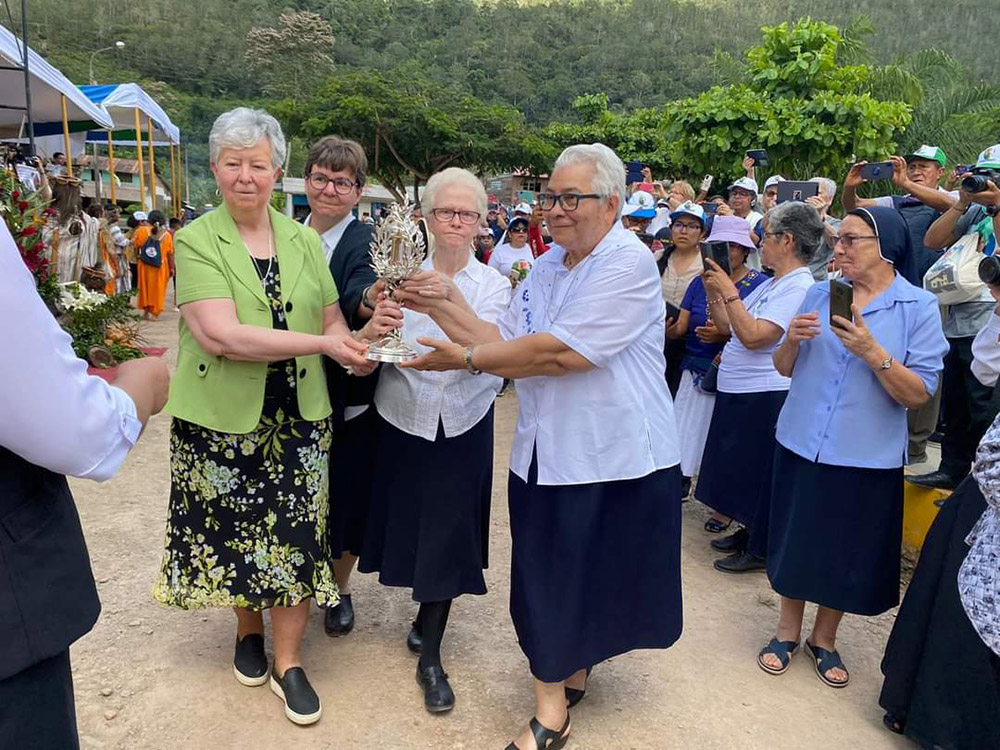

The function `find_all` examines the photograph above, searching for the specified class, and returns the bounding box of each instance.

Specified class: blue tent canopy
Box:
[79,83,180,145]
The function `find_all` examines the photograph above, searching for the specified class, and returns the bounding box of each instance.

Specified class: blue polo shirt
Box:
[775,274,949,468]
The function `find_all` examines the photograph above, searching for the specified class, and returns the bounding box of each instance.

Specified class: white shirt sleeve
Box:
[477,266,514,325]
[0,223,142,481]
[487,246,503,272]
[548,247,662,368]
[756,277,812,333]
[972,312,1000,388]
[871,196,895,208]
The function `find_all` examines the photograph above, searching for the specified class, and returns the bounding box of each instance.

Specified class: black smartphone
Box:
[829,279,854,326]
[860,161,895,180]
[777,181,819,204]
[701,202,718,215]
[665,301,681,324]
[701,242,732,274]
[746,149,770,169]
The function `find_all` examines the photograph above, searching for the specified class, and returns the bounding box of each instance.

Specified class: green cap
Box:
[976,144,1000,170]
[905,145,947,168]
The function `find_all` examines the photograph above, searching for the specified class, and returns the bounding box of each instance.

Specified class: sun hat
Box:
[905,145,947,168]
[706,215,755,250]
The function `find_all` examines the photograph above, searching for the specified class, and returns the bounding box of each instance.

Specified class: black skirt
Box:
[508,456,683,683]
[767,444,903,615]
[328,407,378,559]
[879,477,1000,750]
[359,409,493,603]
[695,389,787,557]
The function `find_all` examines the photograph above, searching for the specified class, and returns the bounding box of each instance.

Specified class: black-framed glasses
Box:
[431,208,481,225]
[836,234,878,248]
[306,173,360,194]
[537,192,604,211]
[508,227,528,234]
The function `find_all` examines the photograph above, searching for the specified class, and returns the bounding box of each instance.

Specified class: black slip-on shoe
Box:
[416,664,455,713]
[710,527,748,553]
[905,471,961,491]
[713,550,767,574]
[233,634,268,687]
[270,667,322,725]
[323,593,355,637]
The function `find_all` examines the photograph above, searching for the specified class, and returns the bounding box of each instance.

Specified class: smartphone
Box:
[746,149,770,169]
[700,174,714,192]
[701,242,732,274]
[665,301,681,324]
[776,181,819,204]
[701,202,718,216]
[955,165,972,176]
[860,161,895,180]
[829,279,854,326]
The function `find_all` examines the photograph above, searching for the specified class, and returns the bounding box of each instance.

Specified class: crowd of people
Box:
[2,104,1000,750]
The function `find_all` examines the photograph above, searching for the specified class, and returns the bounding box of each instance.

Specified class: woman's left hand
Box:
[399,337,466,371]
[703,257,737,299]
[831,304,881,365]
[396,270,459,307]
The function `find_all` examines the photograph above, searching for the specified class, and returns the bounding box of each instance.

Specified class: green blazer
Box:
[164,203,339,434]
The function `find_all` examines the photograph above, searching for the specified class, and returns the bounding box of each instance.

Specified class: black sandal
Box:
[565,666,592,708]
[704,516,732,533]
[505,714,571,750]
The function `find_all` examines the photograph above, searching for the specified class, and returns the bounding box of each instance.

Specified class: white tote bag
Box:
[923,233,987,305]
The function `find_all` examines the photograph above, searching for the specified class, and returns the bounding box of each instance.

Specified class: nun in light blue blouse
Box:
[757,207,948,689]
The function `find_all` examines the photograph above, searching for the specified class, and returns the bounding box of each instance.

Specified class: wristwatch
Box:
[464,346,481,375]
[878,355,894,371]
[361,285,376,311]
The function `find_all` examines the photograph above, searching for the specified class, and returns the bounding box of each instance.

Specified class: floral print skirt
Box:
[153,399,338,611]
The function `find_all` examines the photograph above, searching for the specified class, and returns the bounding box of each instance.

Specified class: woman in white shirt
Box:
[488,215,535,280]
[695,201,824,574]
[397,145,682,750]
[359,168,511,715]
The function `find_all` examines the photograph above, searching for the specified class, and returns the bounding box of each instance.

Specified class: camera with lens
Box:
[961,167,1000,193]
[978,255,1000,286]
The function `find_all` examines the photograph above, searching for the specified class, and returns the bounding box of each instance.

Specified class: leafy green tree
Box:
[278,70,556,200]
[545,94,671,175]
[666,19,911,182]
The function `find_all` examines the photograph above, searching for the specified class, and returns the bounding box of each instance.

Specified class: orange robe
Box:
[134,226,174,317]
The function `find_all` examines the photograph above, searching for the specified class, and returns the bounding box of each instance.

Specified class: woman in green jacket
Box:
[152,108,385,726]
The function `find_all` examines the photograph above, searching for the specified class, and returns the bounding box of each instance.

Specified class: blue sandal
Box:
[805,640,850,688]
[757,638,799,675]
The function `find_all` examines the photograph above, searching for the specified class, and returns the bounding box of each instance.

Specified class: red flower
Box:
[18,201,28,211]
[19,226,37,237]
[11,192,19,200]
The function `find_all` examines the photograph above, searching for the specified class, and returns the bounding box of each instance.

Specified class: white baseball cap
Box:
[763,175,786,190]
[728,177,759,195]
[133,211,148,221]
[514,202,533,215]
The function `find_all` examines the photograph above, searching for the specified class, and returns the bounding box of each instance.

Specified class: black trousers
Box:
[664,338,686,398]
[940,336,999,479]
[0,650,79,750]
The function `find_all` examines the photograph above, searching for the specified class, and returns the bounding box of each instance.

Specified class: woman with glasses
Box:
[489,215,535,282]
[758,207,947,688]
[395,144,682,750]
[359,167,512,714]
[696,203,821,573]
[666,212,766,521]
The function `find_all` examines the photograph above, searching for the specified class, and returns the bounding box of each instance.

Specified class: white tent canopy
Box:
[80,83,180,146]
[0,24,113,136]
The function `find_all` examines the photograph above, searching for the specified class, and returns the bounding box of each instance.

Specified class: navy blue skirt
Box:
[695,389,787,556]
[328,407,377,559]
[359,409,493,603]
[508,457,683,683]
[767,444,903,615]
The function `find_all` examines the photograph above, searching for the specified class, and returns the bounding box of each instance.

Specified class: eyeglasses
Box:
[509,227,528,234]
[537,192,604,211]
[836,234,878,248]
[306,173,360,194]
[431,208,481,225]
[672,221,703,231]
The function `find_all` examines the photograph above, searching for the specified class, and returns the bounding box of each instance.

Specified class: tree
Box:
[246,12,335,99]
[545,94,671,175]
[665,20,911,183]
[278,70,557,201]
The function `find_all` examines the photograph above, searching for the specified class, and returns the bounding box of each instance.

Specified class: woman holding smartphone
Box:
[759,207,948,688]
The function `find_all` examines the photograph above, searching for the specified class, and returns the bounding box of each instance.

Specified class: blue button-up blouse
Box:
[775,275,949,469]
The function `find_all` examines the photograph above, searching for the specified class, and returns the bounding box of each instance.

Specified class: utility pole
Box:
[20,0,35,155]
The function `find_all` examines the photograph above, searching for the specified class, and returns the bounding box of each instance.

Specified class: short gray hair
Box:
[765,201,825,265]
[553,143,627,218]
[809,176,838,203]
[422,167,488,218]
[209,107,287,169]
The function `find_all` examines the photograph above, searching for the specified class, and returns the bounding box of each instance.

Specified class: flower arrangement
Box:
[510,259,532,284]
[56,285,146,364]
[0,167,59,303]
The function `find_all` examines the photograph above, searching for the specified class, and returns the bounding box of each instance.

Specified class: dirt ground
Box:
[68,298,913,750]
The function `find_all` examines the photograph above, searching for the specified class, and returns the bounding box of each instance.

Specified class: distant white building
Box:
[281,178,415,221]
[75,154,171,210]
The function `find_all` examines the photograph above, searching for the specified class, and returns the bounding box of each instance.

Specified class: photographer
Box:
[907,144,1000,491]
[843,146,956,283]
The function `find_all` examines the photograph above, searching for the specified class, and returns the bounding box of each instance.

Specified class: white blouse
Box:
[498,222,681,486]
[375,254,511,441]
